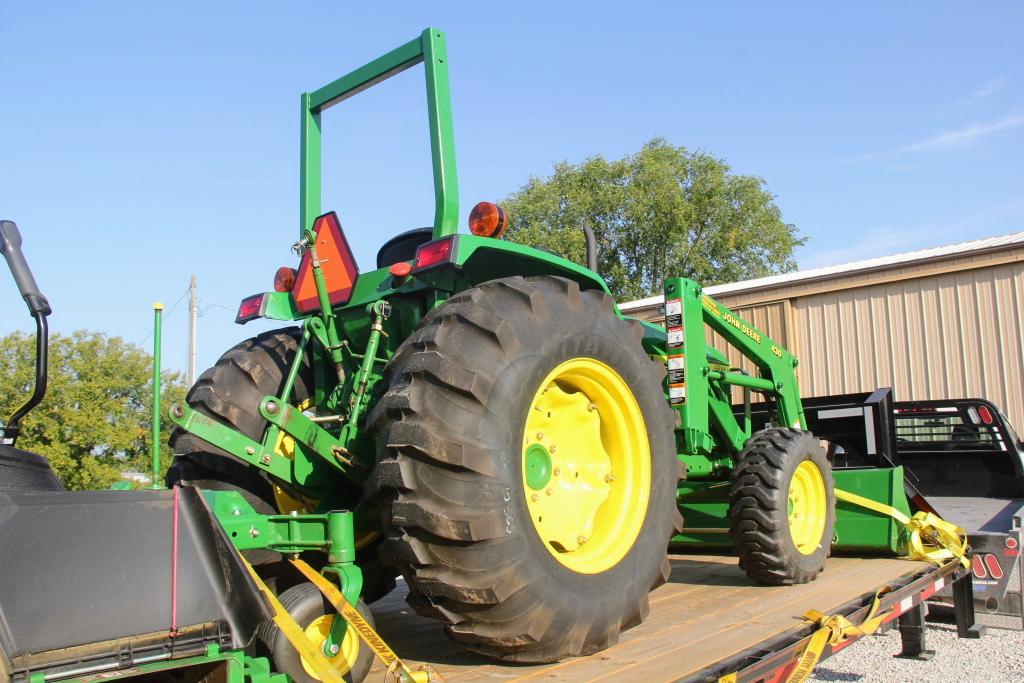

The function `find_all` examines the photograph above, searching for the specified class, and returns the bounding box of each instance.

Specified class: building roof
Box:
[619,230,1024,313]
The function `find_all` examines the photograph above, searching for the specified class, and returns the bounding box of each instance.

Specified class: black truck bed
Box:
[928,497,1023,534]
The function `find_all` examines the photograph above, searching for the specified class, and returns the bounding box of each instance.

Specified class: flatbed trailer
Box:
[928,496,1023,629]
[368,553,977,683]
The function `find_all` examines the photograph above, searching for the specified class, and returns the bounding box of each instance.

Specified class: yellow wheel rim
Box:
[299,614,359,680]
[788,460,827,555]
[522,358,650,574]
[272,399,317,514]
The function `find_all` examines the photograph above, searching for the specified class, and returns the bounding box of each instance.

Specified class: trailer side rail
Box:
[699,559,973,683]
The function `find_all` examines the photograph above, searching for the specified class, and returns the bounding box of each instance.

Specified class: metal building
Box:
[620,231,1024,432]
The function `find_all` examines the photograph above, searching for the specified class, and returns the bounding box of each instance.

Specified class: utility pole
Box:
[187,274,197,386]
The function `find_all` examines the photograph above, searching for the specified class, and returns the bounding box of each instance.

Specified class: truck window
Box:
[894,412,1000,450]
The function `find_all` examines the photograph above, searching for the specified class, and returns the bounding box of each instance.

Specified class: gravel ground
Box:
[809,614,1024,682]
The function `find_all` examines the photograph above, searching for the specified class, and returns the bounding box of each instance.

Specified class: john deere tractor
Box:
[165,28,888,678]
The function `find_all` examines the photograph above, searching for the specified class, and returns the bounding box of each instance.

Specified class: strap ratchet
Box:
[834,488,970,568]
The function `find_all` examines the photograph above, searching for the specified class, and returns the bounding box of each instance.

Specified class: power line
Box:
[139,286,189,345]
[187,274,196,386]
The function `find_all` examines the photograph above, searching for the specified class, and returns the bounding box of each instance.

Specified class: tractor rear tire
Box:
[258,582,374,683]
[728,428,835,585]
[167,328,397,603]
[369,276,681,662]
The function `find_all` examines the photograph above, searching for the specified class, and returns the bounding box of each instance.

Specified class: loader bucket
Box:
[673,466,916,554]
[0,487,269,683]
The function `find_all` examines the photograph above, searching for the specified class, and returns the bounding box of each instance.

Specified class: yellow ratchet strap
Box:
[834,488,970,568]
[240,557,345,683]
[786,590,892,683]
[289,559,441,683]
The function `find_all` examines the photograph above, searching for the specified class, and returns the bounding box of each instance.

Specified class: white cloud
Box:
[840,111,1024,165]
[907,112,1024,151]
[800,198,1024,269]
[800,228,931,269]
[962,77,1008,107]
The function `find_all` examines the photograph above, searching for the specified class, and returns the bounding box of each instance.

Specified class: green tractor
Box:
[166,27,900,678]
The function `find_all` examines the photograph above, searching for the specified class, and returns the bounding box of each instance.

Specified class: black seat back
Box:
[376,228,434,269]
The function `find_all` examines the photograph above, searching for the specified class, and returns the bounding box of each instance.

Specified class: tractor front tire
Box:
[728,428,835,585]
[369,276,681,662]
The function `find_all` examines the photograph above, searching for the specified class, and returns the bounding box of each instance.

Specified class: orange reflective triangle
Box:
[292,212,359,314]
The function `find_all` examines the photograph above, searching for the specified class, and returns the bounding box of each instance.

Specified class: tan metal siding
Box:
[790,262,1024,431]
[622,249,1024,430]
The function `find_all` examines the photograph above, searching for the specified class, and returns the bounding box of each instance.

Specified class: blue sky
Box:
[2,2,1022,376]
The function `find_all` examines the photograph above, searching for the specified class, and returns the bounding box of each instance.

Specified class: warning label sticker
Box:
[666,327,683,348]
[667,356,684,384]
[665,298,683,328]
[668,384,686,405]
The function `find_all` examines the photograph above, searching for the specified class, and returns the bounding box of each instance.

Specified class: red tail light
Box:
[983,553,1004,580]
[413,236,456,272]
[977,405,993,424]
[236,294,265,324]
[972,554,987,579]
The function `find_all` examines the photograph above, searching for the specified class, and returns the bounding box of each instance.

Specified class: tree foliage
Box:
[0,330,187,490]
[501,138,804,301]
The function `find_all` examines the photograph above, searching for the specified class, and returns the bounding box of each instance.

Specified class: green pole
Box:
[150,302,164,489]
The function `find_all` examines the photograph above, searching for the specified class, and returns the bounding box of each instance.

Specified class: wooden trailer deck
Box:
[368,553,932,682]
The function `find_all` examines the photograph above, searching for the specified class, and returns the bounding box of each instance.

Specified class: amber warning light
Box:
[468,202,507,238]
[274,267,297,293]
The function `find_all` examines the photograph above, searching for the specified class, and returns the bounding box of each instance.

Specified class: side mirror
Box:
[0,220,51,317]
[1,220,51,446]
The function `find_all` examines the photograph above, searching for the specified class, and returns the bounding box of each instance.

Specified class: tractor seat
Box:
[376,228,434,269]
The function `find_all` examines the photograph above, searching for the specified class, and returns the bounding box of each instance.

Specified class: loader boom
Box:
[661,277,805,476]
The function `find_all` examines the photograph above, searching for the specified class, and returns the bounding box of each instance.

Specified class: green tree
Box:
[501,138,803,301]
[0,330,187,490]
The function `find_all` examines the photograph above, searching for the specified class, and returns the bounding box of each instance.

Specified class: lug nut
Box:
[531,493,539,502]
[577,535,588,545]
[587,403,597,412]
[536,432,544,440]
[605,473,615,483]
[546,488,553,496]
[550,445,557,454]
[553,468,560,477]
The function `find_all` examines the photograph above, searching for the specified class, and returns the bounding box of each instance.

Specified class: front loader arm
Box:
[663,277,805,464]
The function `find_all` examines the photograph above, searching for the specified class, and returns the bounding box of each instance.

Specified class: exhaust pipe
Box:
[582,224,598,272]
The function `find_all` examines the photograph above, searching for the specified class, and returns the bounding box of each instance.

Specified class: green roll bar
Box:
[299,27,459,240]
